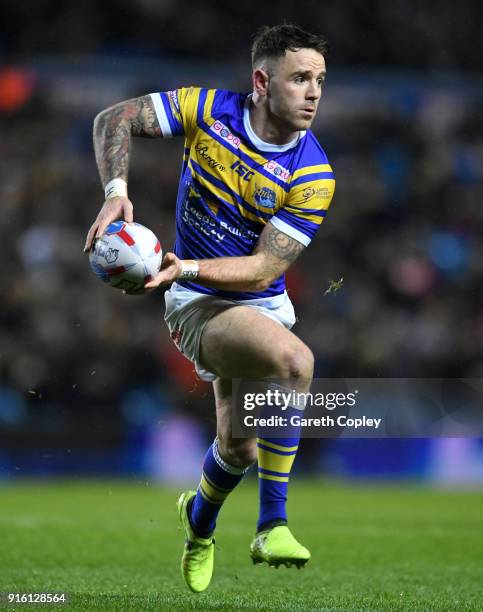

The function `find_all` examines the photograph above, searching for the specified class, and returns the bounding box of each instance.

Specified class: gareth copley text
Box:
[244,414,382,430]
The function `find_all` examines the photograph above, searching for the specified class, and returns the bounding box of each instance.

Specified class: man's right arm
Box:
[93,95,162,187]
[84,95,162,252]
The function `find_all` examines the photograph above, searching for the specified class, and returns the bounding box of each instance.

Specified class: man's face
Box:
[265,48,326,132]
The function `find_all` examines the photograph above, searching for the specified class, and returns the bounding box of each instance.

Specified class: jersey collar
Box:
[243,95,305,153]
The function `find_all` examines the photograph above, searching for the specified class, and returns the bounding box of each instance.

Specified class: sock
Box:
[189,437,248,538]
[257,387,304,532]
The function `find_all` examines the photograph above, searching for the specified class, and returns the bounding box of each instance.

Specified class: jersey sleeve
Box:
[270,164,335,246]
[149,87,215,139]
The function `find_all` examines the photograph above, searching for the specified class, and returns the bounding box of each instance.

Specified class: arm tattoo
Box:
[253,223,305,281]
[255,223,305,263]
[93,95,162,187]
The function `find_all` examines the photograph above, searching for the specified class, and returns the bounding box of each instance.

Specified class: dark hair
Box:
[251,24,328,68]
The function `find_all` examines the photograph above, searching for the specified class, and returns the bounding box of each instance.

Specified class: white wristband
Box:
[179,260,199,281]
[105,178,127,200]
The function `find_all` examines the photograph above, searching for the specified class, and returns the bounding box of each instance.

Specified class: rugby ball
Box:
[89,221,162,292]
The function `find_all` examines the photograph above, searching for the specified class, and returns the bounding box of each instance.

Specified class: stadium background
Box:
[1,0,483,482]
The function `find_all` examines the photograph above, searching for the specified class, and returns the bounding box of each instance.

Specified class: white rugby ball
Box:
[89,221,162,292]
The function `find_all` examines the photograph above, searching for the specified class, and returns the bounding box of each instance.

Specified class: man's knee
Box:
[217,436,257,469]
[276,343,314,381]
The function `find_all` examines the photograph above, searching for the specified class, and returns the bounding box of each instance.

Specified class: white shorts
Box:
[164,282,296,382]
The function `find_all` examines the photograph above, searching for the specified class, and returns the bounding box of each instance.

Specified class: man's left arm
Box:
[145,222,304,292]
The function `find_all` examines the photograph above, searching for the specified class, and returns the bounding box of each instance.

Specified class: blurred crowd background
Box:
[1,1,483,482]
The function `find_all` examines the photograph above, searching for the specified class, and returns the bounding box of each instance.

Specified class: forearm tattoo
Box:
[93,95,162,187]
[253,223,305,280]
[255,223,305,263]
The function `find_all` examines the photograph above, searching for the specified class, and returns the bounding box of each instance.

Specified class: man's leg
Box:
[199,306,313,566]
[178,377,257,593]
[178,305,312,591]
[188,378,256,538]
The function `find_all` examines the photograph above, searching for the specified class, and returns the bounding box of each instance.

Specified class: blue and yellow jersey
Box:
[150,87,335,299]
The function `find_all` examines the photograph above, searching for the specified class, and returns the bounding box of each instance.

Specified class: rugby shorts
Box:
[164,282,296,381]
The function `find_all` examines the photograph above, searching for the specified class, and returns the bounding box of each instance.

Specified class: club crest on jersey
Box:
[263,160,291,183]
[210,120,240,149]
[254,185,277,209]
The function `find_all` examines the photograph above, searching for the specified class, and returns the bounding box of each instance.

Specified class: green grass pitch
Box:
[0,478,481,611]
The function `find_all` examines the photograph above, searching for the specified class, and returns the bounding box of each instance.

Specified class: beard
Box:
[267,102,310,133]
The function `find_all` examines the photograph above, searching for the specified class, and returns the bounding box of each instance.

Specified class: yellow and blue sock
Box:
[257,435,300,532]
[188,437,248,538]
[257,393,303,532]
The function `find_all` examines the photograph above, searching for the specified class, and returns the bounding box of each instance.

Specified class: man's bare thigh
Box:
[199,305,309,380]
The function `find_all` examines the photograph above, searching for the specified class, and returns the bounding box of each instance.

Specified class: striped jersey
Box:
[150,87,335,300]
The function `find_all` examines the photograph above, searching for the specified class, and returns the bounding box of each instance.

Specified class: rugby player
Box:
[85,24,335,592]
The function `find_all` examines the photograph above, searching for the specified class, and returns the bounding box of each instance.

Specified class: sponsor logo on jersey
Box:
[195,143,225,171]
[182,199,226,243]
[210,120,241,149]
[254,184,277,209]
[302,186,331,202]
[263,160,291,183]
[231,160,254,181]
